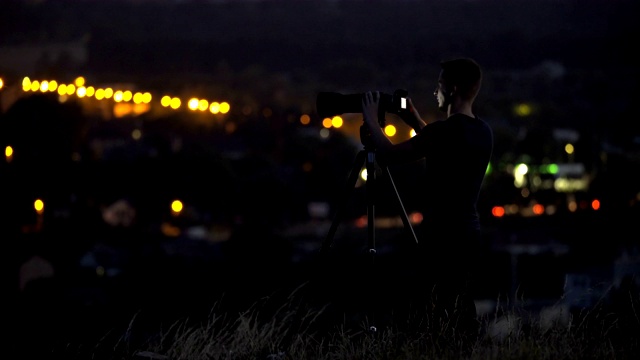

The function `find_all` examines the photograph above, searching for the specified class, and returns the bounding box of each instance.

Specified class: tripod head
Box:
[359,123,375,150]
[359,106,387,151]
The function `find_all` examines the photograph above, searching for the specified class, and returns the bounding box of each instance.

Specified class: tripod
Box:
[319,122,419,332]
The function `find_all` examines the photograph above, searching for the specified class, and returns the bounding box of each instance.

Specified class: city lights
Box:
[565,143,574,154]
[514,163,529,188]
[188,98,199,110]
[384,124,396,137]
[14,76,230,119]
[34,199,44,214]
[492,206,505,218]
[171,200,184,215]
[331,116,343,128]
[299,114,311,125]
[95,88,106,100]
[0,72,612,225]
[5,145,13,163]
[74,76,85,87]
[514,103,532,117]
[198,99,208,111]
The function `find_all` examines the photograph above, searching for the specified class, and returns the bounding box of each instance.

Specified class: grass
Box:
[63,280,639,360]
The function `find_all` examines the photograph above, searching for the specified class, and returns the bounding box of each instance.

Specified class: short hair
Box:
[440,58,482,100]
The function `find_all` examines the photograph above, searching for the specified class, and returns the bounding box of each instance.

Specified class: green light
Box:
[539,163,559,174]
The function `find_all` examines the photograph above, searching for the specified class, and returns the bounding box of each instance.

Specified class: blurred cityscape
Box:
[1,0,639,353]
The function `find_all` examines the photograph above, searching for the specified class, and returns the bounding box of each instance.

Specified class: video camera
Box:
[316,89,409,126]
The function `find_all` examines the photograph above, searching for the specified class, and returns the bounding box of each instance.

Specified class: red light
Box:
[491,206,505,218]
[409,212,423,224]
[354,215,367,228]
[533,204,545,215]
[591,199,600,210]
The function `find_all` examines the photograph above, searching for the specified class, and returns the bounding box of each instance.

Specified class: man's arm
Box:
[399,97,427,133]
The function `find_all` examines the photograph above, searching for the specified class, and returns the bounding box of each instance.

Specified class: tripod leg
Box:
[365,150,378,333]
[320,150,367,253]
[383,166,419,245]
[365,151,377,258]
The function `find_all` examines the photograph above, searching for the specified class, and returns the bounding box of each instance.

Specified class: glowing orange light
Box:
[355,215,367,228]
[591,199,600,210]
[161,222,181,237]
[113,103,133,117]
[409,212,423,224]
[491,206,505,218]
[133,103,150,115]
[532,204,545,215]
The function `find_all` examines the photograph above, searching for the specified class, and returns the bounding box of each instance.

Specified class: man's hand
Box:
[361,91,381,129]
[399,97,426,131]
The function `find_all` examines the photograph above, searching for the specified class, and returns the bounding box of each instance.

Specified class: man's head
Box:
[435,57,482,111]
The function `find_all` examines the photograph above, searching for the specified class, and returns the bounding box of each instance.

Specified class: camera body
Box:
[316,89,409,126]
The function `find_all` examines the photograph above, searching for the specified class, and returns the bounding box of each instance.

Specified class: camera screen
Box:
[401,97,407,109]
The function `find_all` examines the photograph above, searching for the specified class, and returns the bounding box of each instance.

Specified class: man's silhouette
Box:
[361,58,493,341]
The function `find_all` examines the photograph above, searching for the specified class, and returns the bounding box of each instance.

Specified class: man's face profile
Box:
[435,72,450,112]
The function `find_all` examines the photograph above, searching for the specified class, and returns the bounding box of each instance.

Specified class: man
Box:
[361,57,493,340]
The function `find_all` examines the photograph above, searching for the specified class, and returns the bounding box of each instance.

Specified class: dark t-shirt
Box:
[408,113,493,232]
[376,114,493,324]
